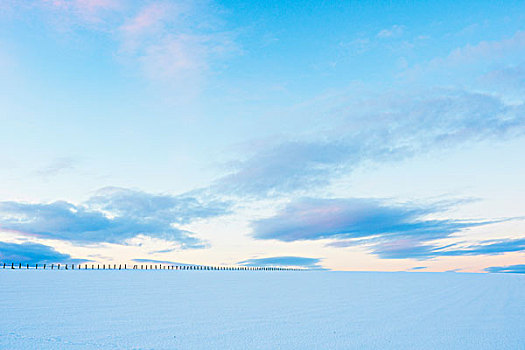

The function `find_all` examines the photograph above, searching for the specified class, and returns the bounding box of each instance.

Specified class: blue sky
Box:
[0,0,524,272]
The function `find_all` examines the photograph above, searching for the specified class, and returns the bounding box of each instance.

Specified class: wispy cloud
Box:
[117,1,236,91]
[88,187,230,225]
[0,187,230,246]
[216,141,352,196]
[377,24,405,39]
[485,264,525,274]
[7,1,236,90]
[238,256,325,269]
[214,89,525,197]
[372,238,525,260]
[0,241,85,264]
[252,197,491,242]
[36,157,77,177]
[480,64,525,100]
[251,197,523,260]
[210,31,525,198]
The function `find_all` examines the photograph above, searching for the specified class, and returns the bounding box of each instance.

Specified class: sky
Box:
[0,0,524,272]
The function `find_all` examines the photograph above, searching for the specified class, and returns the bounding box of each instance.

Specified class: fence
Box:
[1,262,300,271]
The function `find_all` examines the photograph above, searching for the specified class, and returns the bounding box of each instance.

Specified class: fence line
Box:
[0,262,301,271]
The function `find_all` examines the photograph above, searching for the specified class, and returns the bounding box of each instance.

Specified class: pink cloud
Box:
[120,3,172,36]
[117,2,236,92]
[6,0,237,92]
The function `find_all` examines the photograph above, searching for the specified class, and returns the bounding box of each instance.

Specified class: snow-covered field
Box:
[1,270,523,349]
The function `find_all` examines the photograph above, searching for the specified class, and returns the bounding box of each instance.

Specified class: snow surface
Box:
[1,270,524,349]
